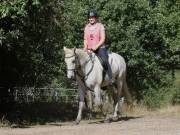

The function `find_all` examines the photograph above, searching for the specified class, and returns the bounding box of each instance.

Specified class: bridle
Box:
[65,48,77,72]
[65,48,95,81]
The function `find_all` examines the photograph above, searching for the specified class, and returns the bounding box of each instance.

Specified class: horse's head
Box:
[64,47,77,79]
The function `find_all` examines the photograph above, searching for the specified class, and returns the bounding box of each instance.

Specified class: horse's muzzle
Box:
[67,74,75,79]
[67,72,75,79]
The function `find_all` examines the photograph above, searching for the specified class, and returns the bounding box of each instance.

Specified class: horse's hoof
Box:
[104,118,111,123]
[74,120,80,125]
[88,114,93,120]
[112,116,119,121]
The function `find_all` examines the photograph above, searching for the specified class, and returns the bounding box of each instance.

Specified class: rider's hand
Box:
[92,46,98,51]
[88,49,93,53]
[84,48,92,53]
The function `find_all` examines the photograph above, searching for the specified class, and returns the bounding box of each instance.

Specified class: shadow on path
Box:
[88,116,142,124]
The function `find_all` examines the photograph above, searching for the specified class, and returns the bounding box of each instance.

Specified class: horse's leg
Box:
[112,78,123,121]
[86,90,93,119]
[76,101,84,124]
[94,85,102,107]
[86,90,93,110]
[112,93,119,121]
[103,85,119,123]
[123,79,133,105]
[75,83,86,125]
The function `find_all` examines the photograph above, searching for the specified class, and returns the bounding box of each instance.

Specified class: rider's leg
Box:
[95,46,112,81]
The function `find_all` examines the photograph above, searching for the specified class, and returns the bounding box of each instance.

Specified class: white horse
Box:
[64,47,132,124]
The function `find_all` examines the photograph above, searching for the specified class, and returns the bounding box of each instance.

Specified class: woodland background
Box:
[0,0,179,119]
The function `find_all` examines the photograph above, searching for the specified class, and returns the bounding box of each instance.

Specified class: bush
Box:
[172,70,180,104]
[143,87,174,108]
[172,88,180,104]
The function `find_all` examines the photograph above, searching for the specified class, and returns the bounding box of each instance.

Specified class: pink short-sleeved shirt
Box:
[84,23,105,49]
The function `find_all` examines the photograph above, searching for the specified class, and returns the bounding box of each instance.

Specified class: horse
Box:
[63,47,132,124]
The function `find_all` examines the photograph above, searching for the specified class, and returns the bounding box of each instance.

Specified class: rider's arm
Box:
[84,26,88,50]
[84,39,88,50]
[95,24,105,50]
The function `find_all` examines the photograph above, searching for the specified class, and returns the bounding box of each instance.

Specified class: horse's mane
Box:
[76,48,90,58]
[64,47,94,60]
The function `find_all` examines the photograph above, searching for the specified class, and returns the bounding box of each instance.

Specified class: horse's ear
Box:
[73,47,76,52]
[63,46,67,51]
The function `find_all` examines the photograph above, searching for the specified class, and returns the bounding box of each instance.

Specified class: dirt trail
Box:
[1,116,180,135]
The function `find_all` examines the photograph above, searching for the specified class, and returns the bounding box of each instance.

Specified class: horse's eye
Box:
[72,60,75,63]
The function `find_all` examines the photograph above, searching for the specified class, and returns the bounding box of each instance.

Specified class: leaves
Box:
[0,0,64,87]
[0,0,28,18]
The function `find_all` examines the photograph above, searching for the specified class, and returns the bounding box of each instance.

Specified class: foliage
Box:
[143,85,174,108]
[0,0,64,87]
[0,0,179,109]
[172,70,180,104]
[172,87,180,104]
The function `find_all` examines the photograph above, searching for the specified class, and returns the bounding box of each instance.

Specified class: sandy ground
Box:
[0,116,180,135]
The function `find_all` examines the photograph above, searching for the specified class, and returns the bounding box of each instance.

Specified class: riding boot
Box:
[100,57,113,84]
[107,61,113,83]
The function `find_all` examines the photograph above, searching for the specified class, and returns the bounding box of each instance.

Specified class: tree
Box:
[0,0,64,87]
[0,0,64,112]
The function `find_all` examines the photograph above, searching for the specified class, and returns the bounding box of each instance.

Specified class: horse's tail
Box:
[123,75,133,105]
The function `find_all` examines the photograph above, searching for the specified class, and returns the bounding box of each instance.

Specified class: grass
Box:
[172,70,180,104]
[124,69,180,116]
[174,70,180,86]
[123,104,180,118]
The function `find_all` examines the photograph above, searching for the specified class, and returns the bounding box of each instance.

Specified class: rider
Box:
[83,9,112,83]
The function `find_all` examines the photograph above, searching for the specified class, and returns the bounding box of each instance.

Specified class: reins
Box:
[77,52,95,81]
[65,49,95,92]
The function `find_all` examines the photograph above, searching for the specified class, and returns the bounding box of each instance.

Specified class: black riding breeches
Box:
[95,46,112,80]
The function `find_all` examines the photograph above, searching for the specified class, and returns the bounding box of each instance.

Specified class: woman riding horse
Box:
[64,10,132,124]
[83,9,112,83]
